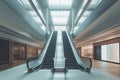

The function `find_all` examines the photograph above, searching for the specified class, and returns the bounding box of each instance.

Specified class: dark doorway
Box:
[94,46,101,60]
[0,39,10,65]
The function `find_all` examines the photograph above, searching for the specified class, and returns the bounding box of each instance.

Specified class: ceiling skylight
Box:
[74,26,79,31]
[32,0,39,8]
[51,11,70,17]
[28,11,37,16]
[78,16,87,24]
[33,16,42,23]
[47,0,73,9]
[18,0,32,10]
[41,25,46,31]
[47,0,73,31]
[54,26,66,31]
[76,0,88,20]
[76,11,91,25]
[89,0,102,9]
[83,11,92,17]
[18,0,30,6]
[18,0,46,32]
[52,17,68,25]
[51,11,70,25]
[74,0,103,33]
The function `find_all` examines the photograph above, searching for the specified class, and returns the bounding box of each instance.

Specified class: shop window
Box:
[13,43,26,60]
[81,45,93,58]
[28,47,38,58]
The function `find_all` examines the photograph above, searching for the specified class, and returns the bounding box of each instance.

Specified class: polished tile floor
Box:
[0,60,25,71]
[0,60,120,80]
[92,60,120,77]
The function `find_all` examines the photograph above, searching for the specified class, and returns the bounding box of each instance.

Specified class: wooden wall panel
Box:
[94,37,120,46]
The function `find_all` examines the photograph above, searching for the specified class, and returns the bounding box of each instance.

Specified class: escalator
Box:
[41,31,57,69]
[62,31,92,72]
[26,31,92,73]
[62,31,79,69]
[26,31,57,72]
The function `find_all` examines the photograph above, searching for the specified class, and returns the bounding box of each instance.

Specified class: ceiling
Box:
[0,0,120,47]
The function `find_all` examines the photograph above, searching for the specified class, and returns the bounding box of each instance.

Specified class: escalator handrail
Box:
[81,56,92,70]
[65,31,92,71]
[74,47,92,70]
[26,57,39,70]
[26,31,54,71]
